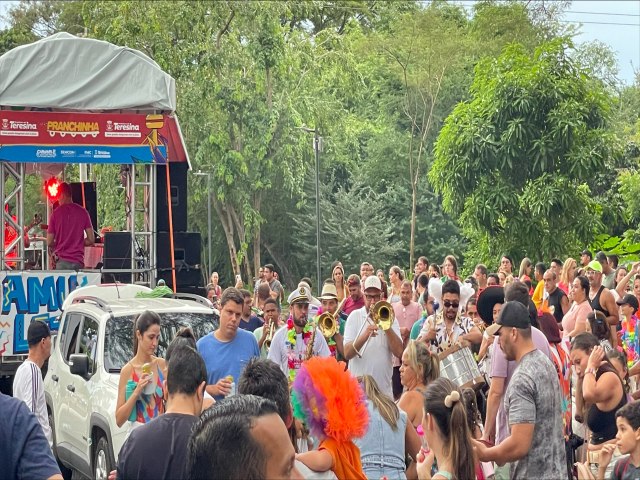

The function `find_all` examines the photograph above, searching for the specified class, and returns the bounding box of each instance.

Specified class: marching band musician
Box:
[317,283,348,359]
[418,279,482,354]
[343,276,403,399]
[254,298,281,358]
[267,288,330,384]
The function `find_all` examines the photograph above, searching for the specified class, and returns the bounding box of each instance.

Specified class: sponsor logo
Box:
[4,120,37,130]
[93,149,111,159]
[1,119,39,137]
[47,120,99,138]
[36,149,57,158]
[104,121,141,138]
[114,122,139,131]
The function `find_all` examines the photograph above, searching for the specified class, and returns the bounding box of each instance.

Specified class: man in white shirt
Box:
[344,275,403,398]
[267,287,330,383]
[13,321,53,448]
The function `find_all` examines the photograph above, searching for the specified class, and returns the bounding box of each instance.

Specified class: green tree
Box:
[430,39,620,264]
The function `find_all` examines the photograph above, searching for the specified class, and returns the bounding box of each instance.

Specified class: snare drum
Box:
[438,345,485,390]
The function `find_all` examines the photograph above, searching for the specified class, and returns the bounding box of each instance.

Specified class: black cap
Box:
[617,294,639,313]
[27,321,51,346]
[595,251,607,263]
[485,301,531,336]
[581,249,592,258]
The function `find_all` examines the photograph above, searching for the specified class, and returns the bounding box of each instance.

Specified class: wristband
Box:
[585,367,597,376]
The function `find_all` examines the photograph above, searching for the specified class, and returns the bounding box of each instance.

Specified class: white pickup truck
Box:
[43,284,219,480]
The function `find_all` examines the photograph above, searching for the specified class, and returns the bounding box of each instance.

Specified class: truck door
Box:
[65,314,100,459]
[56,313,82,450]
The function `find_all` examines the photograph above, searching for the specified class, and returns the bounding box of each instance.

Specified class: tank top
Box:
[590,286,610,318]
[586,362,626,444]
[131,366,165,424]
[547,288,566,324]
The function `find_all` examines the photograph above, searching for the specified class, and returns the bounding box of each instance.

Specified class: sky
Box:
[563,0,639,85]
[1,0,639,84]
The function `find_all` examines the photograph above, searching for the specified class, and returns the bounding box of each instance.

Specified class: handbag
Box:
[573,421,594,480]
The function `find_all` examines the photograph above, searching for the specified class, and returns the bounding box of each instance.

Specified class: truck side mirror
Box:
[69,354,89,377]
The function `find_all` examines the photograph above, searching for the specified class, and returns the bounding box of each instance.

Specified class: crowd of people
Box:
[4,251,640,480]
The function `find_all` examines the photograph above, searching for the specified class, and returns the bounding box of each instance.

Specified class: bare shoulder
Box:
[119,362,133,383]
[155,356,166,368]
[398,390,424,409]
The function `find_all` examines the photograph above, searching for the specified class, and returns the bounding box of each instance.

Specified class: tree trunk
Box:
[253,192,262,278]
[410,181,417,271]
[213,200,240,276]
[266,67,273,111]
[261,240,295,290]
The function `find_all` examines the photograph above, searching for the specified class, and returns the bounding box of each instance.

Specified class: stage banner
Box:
[0,271,102,355]
[0,111,185,164]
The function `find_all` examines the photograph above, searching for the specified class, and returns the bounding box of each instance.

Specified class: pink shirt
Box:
[561,300,592,339]
[392,301,422,366]
[490,327,552,444]
[343,296,364,315]
[49,203,92,265]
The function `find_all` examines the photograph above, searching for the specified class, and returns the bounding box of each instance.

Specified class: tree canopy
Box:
[2,0,639,284]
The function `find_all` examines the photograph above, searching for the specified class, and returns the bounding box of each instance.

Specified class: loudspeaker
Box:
[157,268,203,289]
[156,163,188,232]
[102,231,132,283]
[156,232,202,269]
[70,182,97,234]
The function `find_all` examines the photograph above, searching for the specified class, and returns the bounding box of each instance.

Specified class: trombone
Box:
[354,300,394,357]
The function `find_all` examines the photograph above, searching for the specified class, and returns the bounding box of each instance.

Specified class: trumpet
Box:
[355,300,395,357]
[264,321,275,349]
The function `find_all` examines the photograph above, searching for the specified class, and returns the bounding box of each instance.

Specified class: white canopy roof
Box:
[0,32,176,112]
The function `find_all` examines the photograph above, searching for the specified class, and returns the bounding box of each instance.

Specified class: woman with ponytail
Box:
[416,377,474,480]
[398,340,440,428]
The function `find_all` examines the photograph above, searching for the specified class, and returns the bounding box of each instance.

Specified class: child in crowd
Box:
[588,311,614,351]
[416,377,476,480]
[293,357,369,480]
[598,400,640,480]
[608,349,635,403]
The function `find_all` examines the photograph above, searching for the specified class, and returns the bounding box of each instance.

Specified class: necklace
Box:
[285,316,313,383]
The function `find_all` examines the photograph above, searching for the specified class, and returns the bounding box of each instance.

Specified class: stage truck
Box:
[0,32,200,385]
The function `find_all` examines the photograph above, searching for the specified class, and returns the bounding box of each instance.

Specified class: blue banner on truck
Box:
[0,271,101,355]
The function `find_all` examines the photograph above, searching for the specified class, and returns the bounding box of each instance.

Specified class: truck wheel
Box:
[93,435,114,480]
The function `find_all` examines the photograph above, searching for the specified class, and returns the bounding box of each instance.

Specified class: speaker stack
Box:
[101,164,203,289]
[155,163,203,290]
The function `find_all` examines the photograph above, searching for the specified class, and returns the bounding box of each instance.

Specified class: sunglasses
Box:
[443,301,459,309]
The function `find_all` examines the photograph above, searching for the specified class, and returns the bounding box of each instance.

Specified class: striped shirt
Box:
[13,359,52,448]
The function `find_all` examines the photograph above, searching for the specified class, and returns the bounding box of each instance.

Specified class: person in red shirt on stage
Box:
[46,182,94,270]
[342,274,365,316]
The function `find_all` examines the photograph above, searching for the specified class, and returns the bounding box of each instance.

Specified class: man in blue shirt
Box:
[197,287,260,400]
[0,392,61,479]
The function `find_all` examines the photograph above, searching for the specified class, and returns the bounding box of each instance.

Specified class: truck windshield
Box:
[104,312,218,373]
